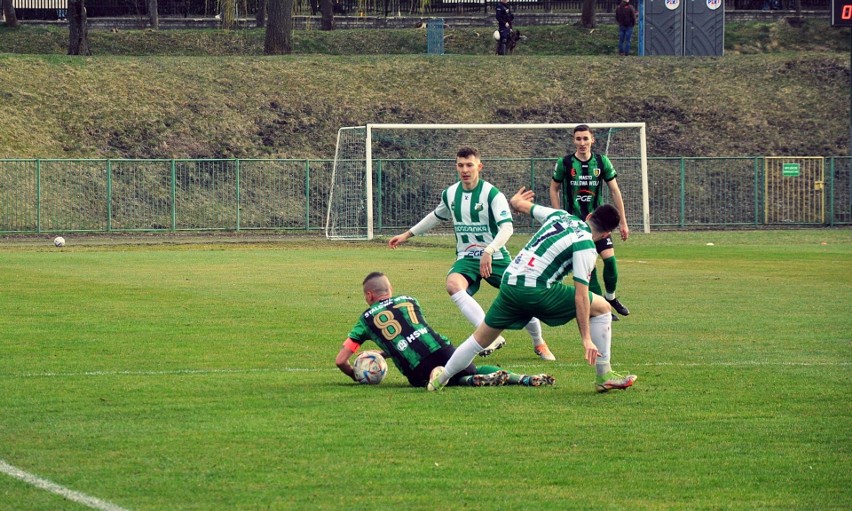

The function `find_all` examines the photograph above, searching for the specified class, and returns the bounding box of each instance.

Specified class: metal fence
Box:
[0,156,849,234]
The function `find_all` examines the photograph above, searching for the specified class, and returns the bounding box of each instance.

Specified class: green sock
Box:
[603,256,619,296]
[476,365,523,385]
[589,267,603,296]
[476,365,502,374]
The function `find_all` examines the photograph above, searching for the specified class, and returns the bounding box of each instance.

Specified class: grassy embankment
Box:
[0,18,849,159]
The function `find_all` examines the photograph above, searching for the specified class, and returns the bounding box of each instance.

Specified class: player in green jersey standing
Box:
[427,188,637,393]
[335,272,555,388]
[388,146,556,361]
[550,124,631,320]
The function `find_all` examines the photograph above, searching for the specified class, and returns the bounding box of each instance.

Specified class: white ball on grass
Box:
[53,236,66,247]
[353,351,388,385]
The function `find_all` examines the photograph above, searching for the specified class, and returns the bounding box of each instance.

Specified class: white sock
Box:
[590,314,612,377]
[442,336,483,383]
[451,290,485,327]
[605,292,615,301]
[524,317,545,347]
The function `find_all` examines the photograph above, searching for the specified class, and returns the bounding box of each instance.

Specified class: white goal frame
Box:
[325,122,650,240]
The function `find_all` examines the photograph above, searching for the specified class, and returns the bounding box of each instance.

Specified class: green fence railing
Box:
[0,156,849,234]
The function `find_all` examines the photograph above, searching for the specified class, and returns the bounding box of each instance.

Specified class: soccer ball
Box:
[493,30,500,41]
[353,351,388,385]
[53,236,66,247]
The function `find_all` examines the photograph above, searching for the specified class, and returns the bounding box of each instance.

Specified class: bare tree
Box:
[580,0,596,29]
[148,0,159,29]
[320,0,334,31]
[220,0,235,29]
[256,0,266,28]
[264,0,293,54]
[68,0,91,55]
[2,0,19,28]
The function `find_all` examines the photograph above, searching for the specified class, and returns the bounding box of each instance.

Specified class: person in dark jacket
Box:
[615,0,638,56]
[495,0,514,56]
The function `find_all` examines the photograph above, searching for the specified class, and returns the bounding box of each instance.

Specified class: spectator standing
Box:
[615,0,638,56]
[495,0,514,56]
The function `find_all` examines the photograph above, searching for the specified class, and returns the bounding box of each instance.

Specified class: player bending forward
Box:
[335,272,555,389]
[427,188,637,393]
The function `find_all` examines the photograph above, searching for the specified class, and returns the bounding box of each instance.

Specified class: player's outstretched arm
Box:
[509,187,536,215]
[390,211,443,249]
[388,231,412,249]
[335,343,358,381]
[573,282,598,365]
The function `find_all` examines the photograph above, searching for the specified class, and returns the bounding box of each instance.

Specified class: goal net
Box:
[325,123,648,240]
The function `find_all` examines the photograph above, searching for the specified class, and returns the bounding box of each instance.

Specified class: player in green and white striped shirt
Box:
[428,187,637,393]
[388,146,556,362]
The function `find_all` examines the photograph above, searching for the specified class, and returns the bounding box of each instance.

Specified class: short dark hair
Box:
[362,271,386,285]
[587,204,620,232]
[457,146,480,159]
[573,124,592,135]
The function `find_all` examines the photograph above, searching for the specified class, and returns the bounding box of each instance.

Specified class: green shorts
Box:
[448,257,509,296]
[484,282,596,330]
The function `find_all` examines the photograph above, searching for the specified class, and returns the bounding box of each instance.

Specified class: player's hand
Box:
[582,339,599,366]
[620,224,630,242]
[509,186,535,209]
[388,232,409,249]
[480,252,493,278]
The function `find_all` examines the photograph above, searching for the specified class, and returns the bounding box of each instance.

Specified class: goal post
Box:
[325,123,649,240]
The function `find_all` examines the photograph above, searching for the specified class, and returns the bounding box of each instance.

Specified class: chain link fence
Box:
[0,156,849,234]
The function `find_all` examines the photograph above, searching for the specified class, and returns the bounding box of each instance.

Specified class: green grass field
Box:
[1,230,850,510]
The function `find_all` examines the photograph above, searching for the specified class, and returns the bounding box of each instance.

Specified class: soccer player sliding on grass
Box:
[428,187,637,393]
[335,272,555,389]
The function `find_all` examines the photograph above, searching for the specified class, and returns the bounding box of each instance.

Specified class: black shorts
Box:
[595,234,614,254]
[408,345,476,388]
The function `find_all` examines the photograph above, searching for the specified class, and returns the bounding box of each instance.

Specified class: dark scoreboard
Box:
[833,0,852,27]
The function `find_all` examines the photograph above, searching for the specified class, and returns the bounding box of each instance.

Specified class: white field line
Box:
[0,360,848,379]
[0,459,131,511]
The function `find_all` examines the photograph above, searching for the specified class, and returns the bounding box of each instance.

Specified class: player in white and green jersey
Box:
[335,272,555,388]
[388,146,556,362]
[428,187,637,394]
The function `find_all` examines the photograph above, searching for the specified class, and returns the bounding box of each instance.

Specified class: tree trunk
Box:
[67,0,91,56]
[2,0,19,28]
[255,0,266,28]
[320,0,334,30]
[147,0,158,29]
[264,0,293,54]
[580,0,596,28]
[221,0,235,29]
